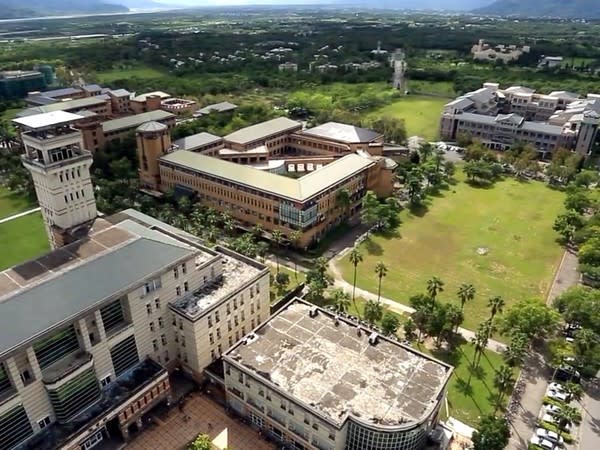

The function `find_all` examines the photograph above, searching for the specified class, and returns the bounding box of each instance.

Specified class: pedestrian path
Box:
[0,207,41,224]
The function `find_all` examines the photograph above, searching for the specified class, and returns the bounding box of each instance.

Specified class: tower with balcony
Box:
[575,111,600,156]
[14,111,97,249]
[136,121,173,191]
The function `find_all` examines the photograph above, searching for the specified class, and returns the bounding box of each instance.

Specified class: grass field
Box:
[339,172,565,331]
[0,212,49,270]
[371,96,449,140]
[97,66,166,83]
[419,342,512,426]
[0,187,35,220]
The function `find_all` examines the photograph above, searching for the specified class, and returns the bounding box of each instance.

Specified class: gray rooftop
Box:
[174,132,223,151]
[198,101,238,114]
[224,117,301,145]
[41,87,82,98]
[160,151,374,202]
[0,225,197,359]
[102,110,174,133]
[521,121,563,135]
[108,88,131,97]
[13,111,84,130]
[302,122,382,144]
[226,300,452,428]
[17,97,109,117]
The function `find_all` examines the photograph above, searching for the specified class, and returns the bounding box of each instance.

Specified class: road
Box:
[579,379,600,450]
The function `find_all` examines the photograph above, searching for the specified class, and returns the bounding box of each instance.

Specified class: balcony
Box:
[21,146,91,172]
[42,351,93,387]
[22,126,81,146]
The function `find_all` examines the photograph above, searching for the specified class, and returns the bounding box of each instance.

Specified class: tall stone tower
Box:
[575,111,600,156]
[15,111,97,249]
[136,121,172,191]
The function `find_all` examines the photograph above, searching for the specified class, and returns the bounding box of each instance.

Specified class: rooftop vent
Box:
[368,332,379,345]
[334,315,340,327]
[244,333,258,345]
[309,306,318,318]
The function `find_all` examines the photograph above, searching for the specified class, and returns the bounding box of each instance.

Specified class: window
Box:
[149,322,155,332]
[208,316,213,327]
[152,340,159,352]
[235,331,239,341]
[100,375,111,387]
[176,286,181,296]
[228,336,233,346]
[217,344,222,354]
[184,282,189,292]
[250,304,254,314]
[20,369,32,384]
[226,303,231,315]
[174,267,179,279]
[215,311,220,322]
[234,315,238,327]
[143,278,161,295]
[172,315,176,326]
[240,295,244,306]
[161,335,167,346]
[210,349,216,360]
[209,333,214,345]
[233,298,237,310]
[154,298,161,309]
[179,319,183,330]
[181,335,186,347]
[146,304,152,315]
[251,319,255,328]
[216,328,221,339]
[228,320,232,332]
[242,326,246,335]
[241,311,245,321]
[182,263,187,274]
[38,416,51,429]
[158,317,164,328]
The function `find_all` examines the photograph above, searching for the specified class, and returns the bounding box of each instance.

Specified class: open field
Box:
[370,96,449,140]
[0,212,49,270]
[97,66,166,83]
[419,342,513,426]
[0,187,35,220]
[339,171,565,331]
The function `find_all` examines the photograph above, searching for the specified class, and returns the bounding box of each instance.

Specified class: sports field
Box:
[339,172,565,331]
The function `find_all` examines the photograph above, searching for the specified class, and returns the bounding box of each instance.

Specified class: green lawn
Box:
[339,172,565,331]
[269,264,306,302]
[371,96,449,140]
[97,66,166,83]
[0,212,49,270]
[418,342,512,426]
[0,187,35,220]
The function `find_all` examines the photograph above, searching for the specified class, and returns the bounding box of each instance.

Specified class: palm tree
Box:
[457,283,476,312]
[488,295,506,321]
[349,249,363,318]
[332,288,351,314]
[221,212,235,234]
[555,405,581,439]
[364,299,384,325]
[289,230,302,282]
[272,230,283,274]
[374,262,388,303]
[252,223,264,239]
[426,276,444,301]
[564,382,583,402]
[503,335,527,368]
[493,365,515,410]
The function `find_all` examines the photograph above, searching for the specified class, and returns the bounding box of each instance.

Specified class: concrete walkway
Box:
[0,207,40,224]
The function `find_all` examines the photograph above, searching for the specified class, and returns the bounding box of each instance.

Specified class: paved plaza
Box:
[126,393,275,450]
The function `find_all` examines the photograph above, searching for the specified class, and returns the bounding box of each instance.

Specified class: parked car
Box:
[536,428,564,445]
[544,404,561,416]
[542,413,571,431]
[548,382,566,392]
[530,435,556,450]
[546,390,569,402]
[553,366,581,384]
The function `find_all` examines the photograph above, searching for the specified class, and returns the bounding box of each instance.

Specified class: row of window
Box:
[63,189,86,204]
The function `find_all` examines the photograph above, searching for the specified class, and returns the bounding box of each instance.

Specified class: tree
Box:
[426,276,444,301]
[553,211,586,243]
[564,381,584,402]
[331,288,351,314]
[554,405,581,439]
[381,312,400,336]
[487,295,505,321]
[574,170,599,188]
[444,160,456,178]
[403,318,417,342]
[336,188,351,219]
[188,434,212,450]
[304,257,333,303]
[565,190,592,214]
[503,332,528,367]
[374,262,388,303]
[501,299,561,341]
[274,272,290,296]
[472,320,493,369]
[289,230,302,281]
[272,229,284,274]
[407,173,423,205]
[493,365,515,408]
[446,303,464,334]
[364,300,384,325]
[457,283,476,312]
[419,142,434,161]
[471,415,510,450]
[349,249,363,319]
[360,191,380,229]
[410,294,434,341]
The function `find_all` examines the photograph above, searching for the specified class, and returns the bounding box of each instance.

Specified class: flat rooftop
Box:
[17,97,109,117]
[13,111,84,130]
[160,151,374,202]
[131,91,170,102]
[224,117,301,145]
[102,110,174,133]
[170,253,261,320]
[174,132,223,151]
[226,300,452,428]
[302,122,382,144]
[0,212,213,359]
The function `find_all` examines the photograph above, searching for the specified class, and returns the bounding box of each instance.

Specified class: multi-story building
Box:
[15,111,98,249]
[471,39,530,64]
[136,118,396,248]
[440,82,600,158]
[223,299,452,450]
[0,71,47,99]
[0,207,270,450]
[17,97,114,121]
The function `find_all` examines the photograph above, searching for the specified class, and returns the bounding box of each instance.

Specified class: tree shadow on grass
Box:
[408,203,429,217]
[364,239,383,256]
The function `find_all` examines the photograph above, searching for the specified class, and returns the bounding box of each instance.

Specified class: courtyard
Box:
[339,172,566,331]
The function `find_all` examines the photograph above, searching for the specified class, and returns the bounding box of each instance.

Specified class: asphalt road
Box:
[579,379,600,450]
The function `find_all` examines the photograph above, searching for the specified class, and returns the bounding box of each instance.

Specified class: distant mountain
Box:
[340,0,493,9]
[0,0,128,19]
[120,0,177,9]
[475,0,600,18]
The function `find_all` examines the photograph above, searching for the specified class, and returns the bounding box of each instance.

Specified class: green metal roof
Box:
[17,97,109,117]
[223,117,301,145]
[160,151,374,202]
[102,110,174,133]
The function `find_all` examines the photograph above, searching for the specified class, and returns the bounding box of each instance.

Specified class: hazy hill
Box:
[0,0,128,19]
[475,0,600,18]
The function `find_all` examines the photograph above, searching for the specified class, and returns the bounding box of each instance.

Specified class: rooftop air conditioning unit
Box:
[309,306,318,317]
[368,332,379,345]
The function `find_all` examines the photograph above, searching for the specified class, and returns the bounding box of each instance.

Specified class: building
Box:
[0,71,47,99]
[278,62,299,72]
[160,98,197,116]
[196,101,238,116]
[223,299,452,450]
[130,91,171,114]
[440,82,600,158]
[17,97,113,121]
[0,208,270,450]
[539,56,564,68]
[471,39,530,64]
[14,111,98,249]
[136,118,396,248]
